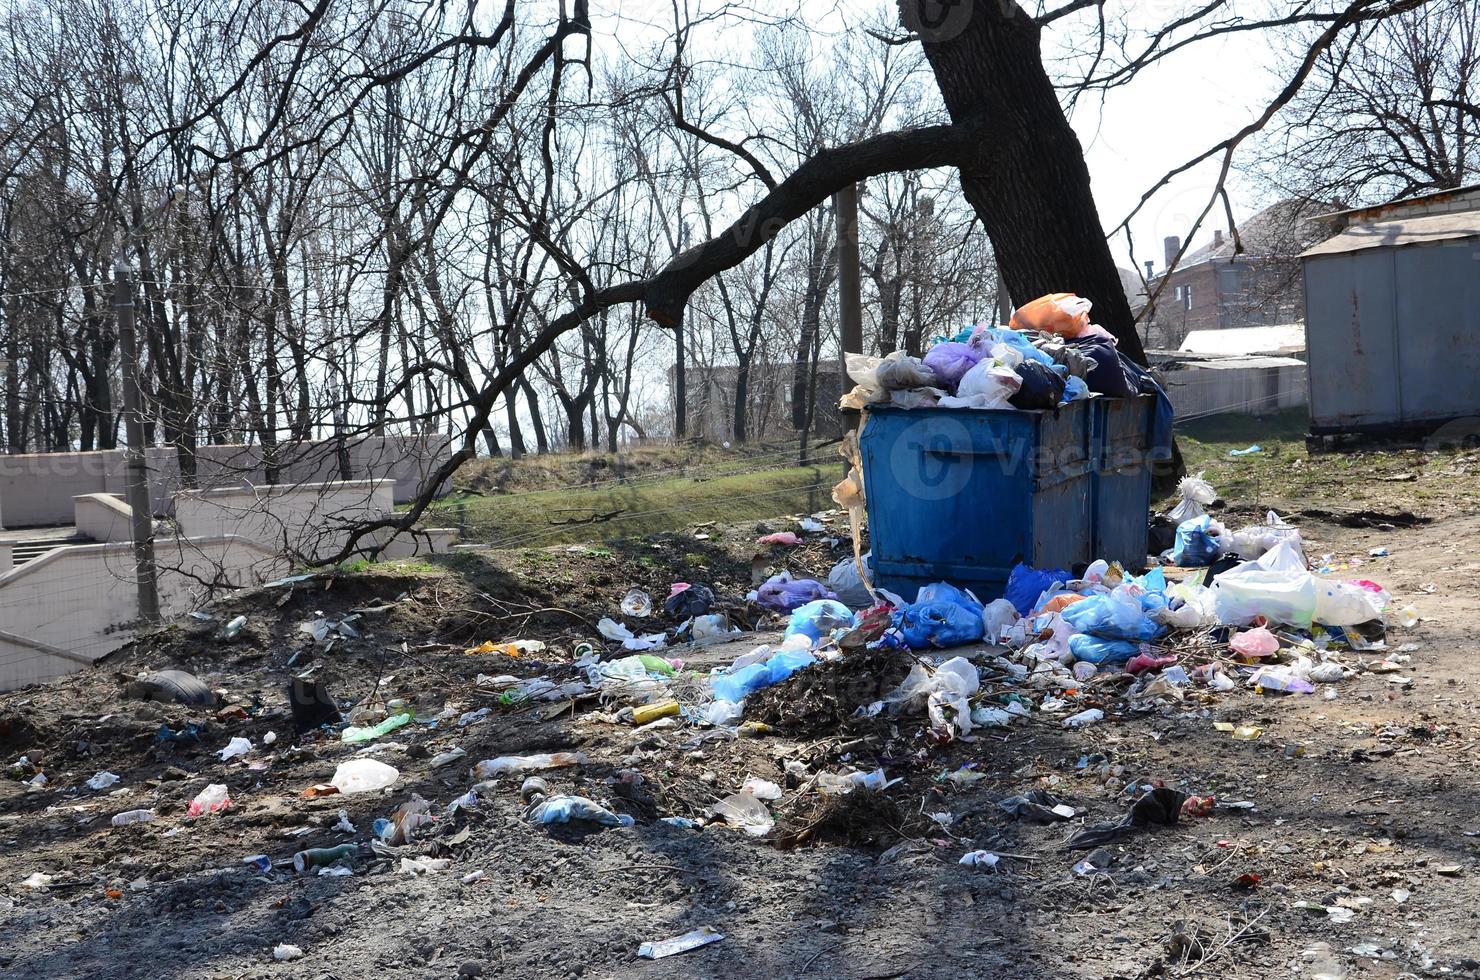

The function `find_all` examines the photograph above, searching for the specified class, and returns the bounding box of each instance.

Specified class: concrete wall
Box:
[0,434,452,529]
[174,479,394,564]
[74,494,133,543]
[0,535,285,685]
[0,629,94,690]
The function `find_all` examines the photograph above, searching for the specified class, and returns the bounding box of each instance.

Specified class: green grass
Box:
[430,463,838,549]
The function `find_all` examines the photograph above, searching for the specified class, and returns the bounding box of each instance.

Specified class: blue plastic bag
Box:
[1004,563,1072,616]
[1068,634,1139,665]
[710,648,818,702]
[756,573,838,613]
[894,600,985,649]
[783,599,856,644]
[915,582,983,618]
[1061,588,1167,641]
[1166,515,1222,567]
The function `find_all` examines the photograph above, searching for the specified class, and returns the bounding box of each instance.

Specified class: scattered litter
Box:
[218,737,252,761]
[620,590,653,617]
[86,771,120,791]
[1227,444,1263,456]
[958,850,1000,868]
[526,795,633,828]
[273,944,304,962]
[638,926,725,959]
[187,784,231,817]
[330,759,399,795]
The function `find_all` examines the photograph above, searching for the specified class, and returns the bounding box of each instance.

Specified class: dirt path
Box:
[1,511,1478,979]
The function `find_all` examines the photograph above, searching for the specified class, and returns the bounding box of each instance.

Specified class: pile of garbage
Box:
[841,292,1165,413]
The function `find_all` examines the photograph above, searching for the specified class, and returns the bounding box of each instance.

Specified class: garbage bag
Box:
[1166,472,1216,524]
[1062,374,1090,402]
[1153,582,1217,629]
[709,648,818,703]
[982,598,1019,643]
[1005,562,1073,617]
[1065,787,1187,850]
[755,572,837,613]
[1010,293,1094,338]
[875,353,937,390]
[943,359,1020,408]
[922,341,985,392]
[1212,541,1317,628]
[1009,360,1067,410]
[1165,514,1223,567]
[885,657,980,735]
[1226,511,1303,562]
[1067,335,1138,397]
[1061,586,1166,641]
[914,581,983,618]
[895,600,985,649]
[845,352,884,389]
[825,553,874,608]
[782,599,855,644]
[1313,580,1388,627]
[1068,634,1139,665]
[664,583,715,619]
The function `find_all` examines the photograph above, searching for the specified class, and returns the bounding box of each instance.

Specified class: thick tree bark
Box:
[904,0,1148,365]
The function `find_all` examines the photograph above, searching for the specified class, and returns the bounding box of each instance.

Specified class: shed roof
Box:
[1301,211,1480,258]
[1179,323,1305,357]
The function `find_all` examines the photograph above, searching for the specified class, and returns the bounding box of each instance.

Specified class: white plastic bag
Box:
[885,656,980,736]
[1167,472,1216,523]
[1154,582,1218,629]
[1212,541,1317,628]
[875,352,937,390]
[1226,511,1303,561]
[845,352,883,389]
[940,360,1021,410]
[331,759,400,795]
[826,552,874,608]
[981,598,1019,644]
[1313,580,1388,627]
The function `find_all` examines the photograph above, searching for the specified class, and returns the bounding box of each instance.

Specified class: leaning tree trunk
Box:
[905,0,1148,366]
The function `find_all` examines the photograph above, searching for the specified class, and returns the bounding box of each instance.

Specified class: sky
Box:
[588,0,1283,277]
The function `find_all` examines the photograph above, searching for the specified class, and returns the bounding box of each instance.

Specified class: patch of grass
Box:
[1168,408,1474,519]
[431,463,837,549]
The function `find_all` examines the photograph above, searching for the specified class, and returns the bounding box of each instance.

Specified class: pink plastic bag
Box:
[1229,626,1279,659]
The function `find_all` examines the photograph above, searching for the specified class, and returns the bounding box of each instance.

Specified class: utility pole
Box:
[112,255,161,624]
[835,182,863,443]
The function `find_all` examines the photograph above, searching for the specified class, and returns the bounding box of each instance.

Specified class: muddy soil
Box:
[2,498,1479,979]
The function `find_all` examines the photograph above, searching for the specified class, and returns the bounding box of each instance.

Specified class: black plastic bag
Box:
[1009,360,1067,410]
[664,583,715,619]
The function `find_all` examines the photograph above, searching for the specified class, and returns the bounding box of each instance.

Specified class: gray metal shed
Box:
[1301,209,1480,437]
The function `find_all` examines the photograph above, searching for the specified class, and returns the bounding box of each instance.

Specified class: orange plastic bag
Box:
[1010,292,1093,337]
[1040,593,1090,615]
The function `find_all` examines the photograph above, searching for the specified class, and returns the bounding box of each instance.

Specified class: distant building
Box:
[672,363,844,444]
[1142,199,1332,349]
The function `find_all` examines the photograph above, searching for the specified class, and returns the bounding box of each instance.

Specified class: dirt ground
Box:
[2,453,1479,979]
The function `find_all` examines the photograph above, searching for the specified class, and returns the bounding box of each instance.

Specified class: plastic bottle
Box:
[1063,708,1104,729]
[470,752,585,779]
[293,843,358,872]
[631,701,679,726]
[519,776,549,802]
[187,784,231,817]
[111,809,156,826]
[221,615,247,639]
[340,712,412,744]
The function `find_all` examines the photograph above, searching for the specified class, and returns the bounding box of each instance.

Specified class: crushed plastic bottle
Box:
[187,784,231,817]
[638,925,725,959]
[526,795,633,827]
[1063,708,1104,729]
[471,752,586,779]
[110,809,155,826]
[330,759,399,795]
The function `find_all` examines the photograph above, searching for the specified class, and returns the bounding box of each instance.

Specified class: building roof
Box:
[1178,324,1306,356]
[1299,211,1480,258]
[1176,198,1334,269]
[1309,183,1480,224]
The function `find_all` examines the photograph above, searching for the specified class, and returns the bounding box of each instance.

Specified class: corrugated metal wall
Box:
[1303,237,1480,433]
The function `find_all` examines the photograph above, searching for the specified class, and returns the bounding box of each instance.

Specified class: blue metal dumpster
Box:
[859,401,1094,602]
[859,395,1156,603]
[1090,394,1156,568]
